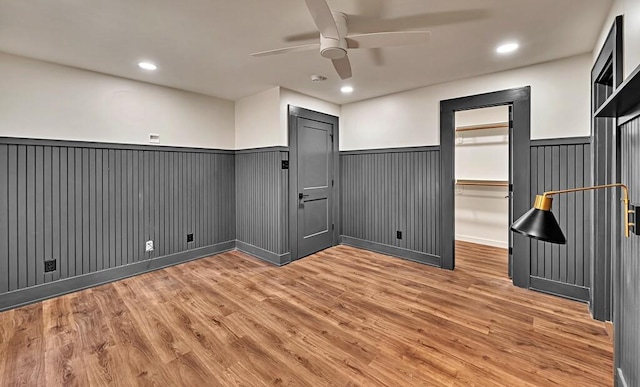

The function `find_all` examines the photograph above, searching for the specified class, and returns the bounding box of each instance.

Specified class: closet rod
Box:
[455,179,509,187]
[456,122,509,132]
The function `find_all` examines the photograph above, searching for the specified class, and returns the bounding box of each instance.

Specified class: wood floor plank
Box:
[0,241,613,385]
[3,304,45,385]
[43,297,90,386]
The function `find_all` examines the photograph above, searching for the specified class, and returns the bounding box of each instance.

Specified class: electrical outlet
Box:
[187,233,194,243]
[146,240,154,252]
[44,259,56,273]
[397,231,402,240]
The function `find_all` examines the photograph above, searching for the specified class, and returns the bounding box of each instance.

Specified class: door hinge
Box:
[330,134,334,142]
[509,183,513,191]
[332,224,334,231]
[509,247,513,255]
[332,179,334,187]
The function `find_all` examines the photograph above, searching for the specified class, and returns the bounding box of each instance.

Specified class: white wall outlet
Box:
[145,240,154,252]
[149,133,160,144]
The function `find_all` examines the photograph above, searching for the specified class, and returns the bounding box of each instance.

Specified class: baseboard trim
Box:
[529,276,590,302]
[235,240,291,266]
[339,236,441,267]
[0,240,236,312]
[617,368,629,387]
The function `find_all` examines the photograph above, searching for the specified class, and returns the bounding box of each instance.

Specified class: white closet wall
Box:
[455,106,510,248]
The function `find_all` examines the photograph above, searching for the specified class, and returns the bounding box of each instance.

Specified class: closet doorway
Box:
[440,87,531,289]
[454,106,511,278]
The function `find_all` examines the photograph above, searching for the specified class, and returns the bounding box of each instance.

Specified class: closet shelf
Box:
[455,179,509,187]
[455,122,509,132]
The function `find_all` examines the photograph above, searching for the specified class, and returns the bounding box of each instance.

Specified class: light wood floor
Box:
[0,241,613,386]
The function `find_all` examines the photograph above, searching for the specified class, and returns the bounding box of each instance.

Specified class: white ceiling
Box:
[0,0,612,104]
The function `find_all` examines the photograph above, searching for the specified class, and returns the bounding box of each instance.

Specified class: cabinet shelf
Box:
[456,122,509,132]
[455,179,509,187]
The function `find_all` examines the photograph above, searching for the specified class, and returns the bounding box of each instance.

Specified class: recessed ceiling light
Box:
[496,43,519,54]
[138,62,158,70]
[341,86,354,94]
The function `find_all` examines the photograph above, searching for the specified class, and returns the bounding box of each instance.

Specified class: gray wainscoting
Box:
[339,147,441,266]
[235,148,290,265]
[0,138,236,310]
[529,138,591,301]
[619,117,640,387]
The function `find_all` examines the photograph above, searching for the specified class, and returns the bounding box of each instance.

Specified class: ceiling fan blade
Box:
[348,10,489,33]
[346,31,430,49]
[251,43,320,57]
[284,31,320,43]
[332,55,352,80]
[304,0,339,40]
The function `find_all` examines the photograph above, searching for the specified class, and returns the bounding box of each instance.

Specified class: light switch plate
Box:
[146,240,154,252]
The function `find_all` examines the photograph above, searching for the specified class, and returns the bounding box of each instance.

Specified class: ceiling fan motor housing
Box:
[320,12,348,59]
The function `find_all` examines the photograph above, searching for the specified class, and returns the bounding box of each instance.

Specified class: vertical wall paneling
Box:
[0,145,7,293]
[620,117,639,387]
[19,145,28,288]
[529,139,591,301]
[82,148,90,276]
[59,148,68,280]
[27,146,36,286]
[339,148,440,265]
[0,138,236,310]
[235,149,290,265]
[8,146,17,291]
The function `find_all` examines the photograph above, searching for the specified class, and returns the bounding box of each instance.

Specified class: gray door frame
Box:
[440,87,531,288]
[591,15,623,322]
[288,106,340,260]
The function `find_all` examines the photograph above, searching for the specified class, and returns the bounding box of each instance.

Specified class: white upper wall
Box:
[235,86,340,149]
[596,0,640,79]
[279,88,340,145]
[340,54,591,150]
[235,87,280,149]
[0,52,235,149]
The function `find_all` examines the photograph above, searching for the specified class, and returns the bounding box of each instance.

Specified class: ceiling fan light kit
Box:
[251,0,430,80]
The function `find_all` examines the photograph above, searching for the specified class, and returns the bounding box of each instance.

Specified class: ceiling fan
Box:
[250,0,431,80]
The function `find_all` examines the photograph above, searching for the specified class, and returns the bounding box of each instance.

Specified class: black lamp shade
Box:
[511,207,566,244]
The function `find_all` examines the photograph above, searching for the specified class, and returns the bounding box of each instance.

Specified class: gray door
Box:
[296,117,334,258]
